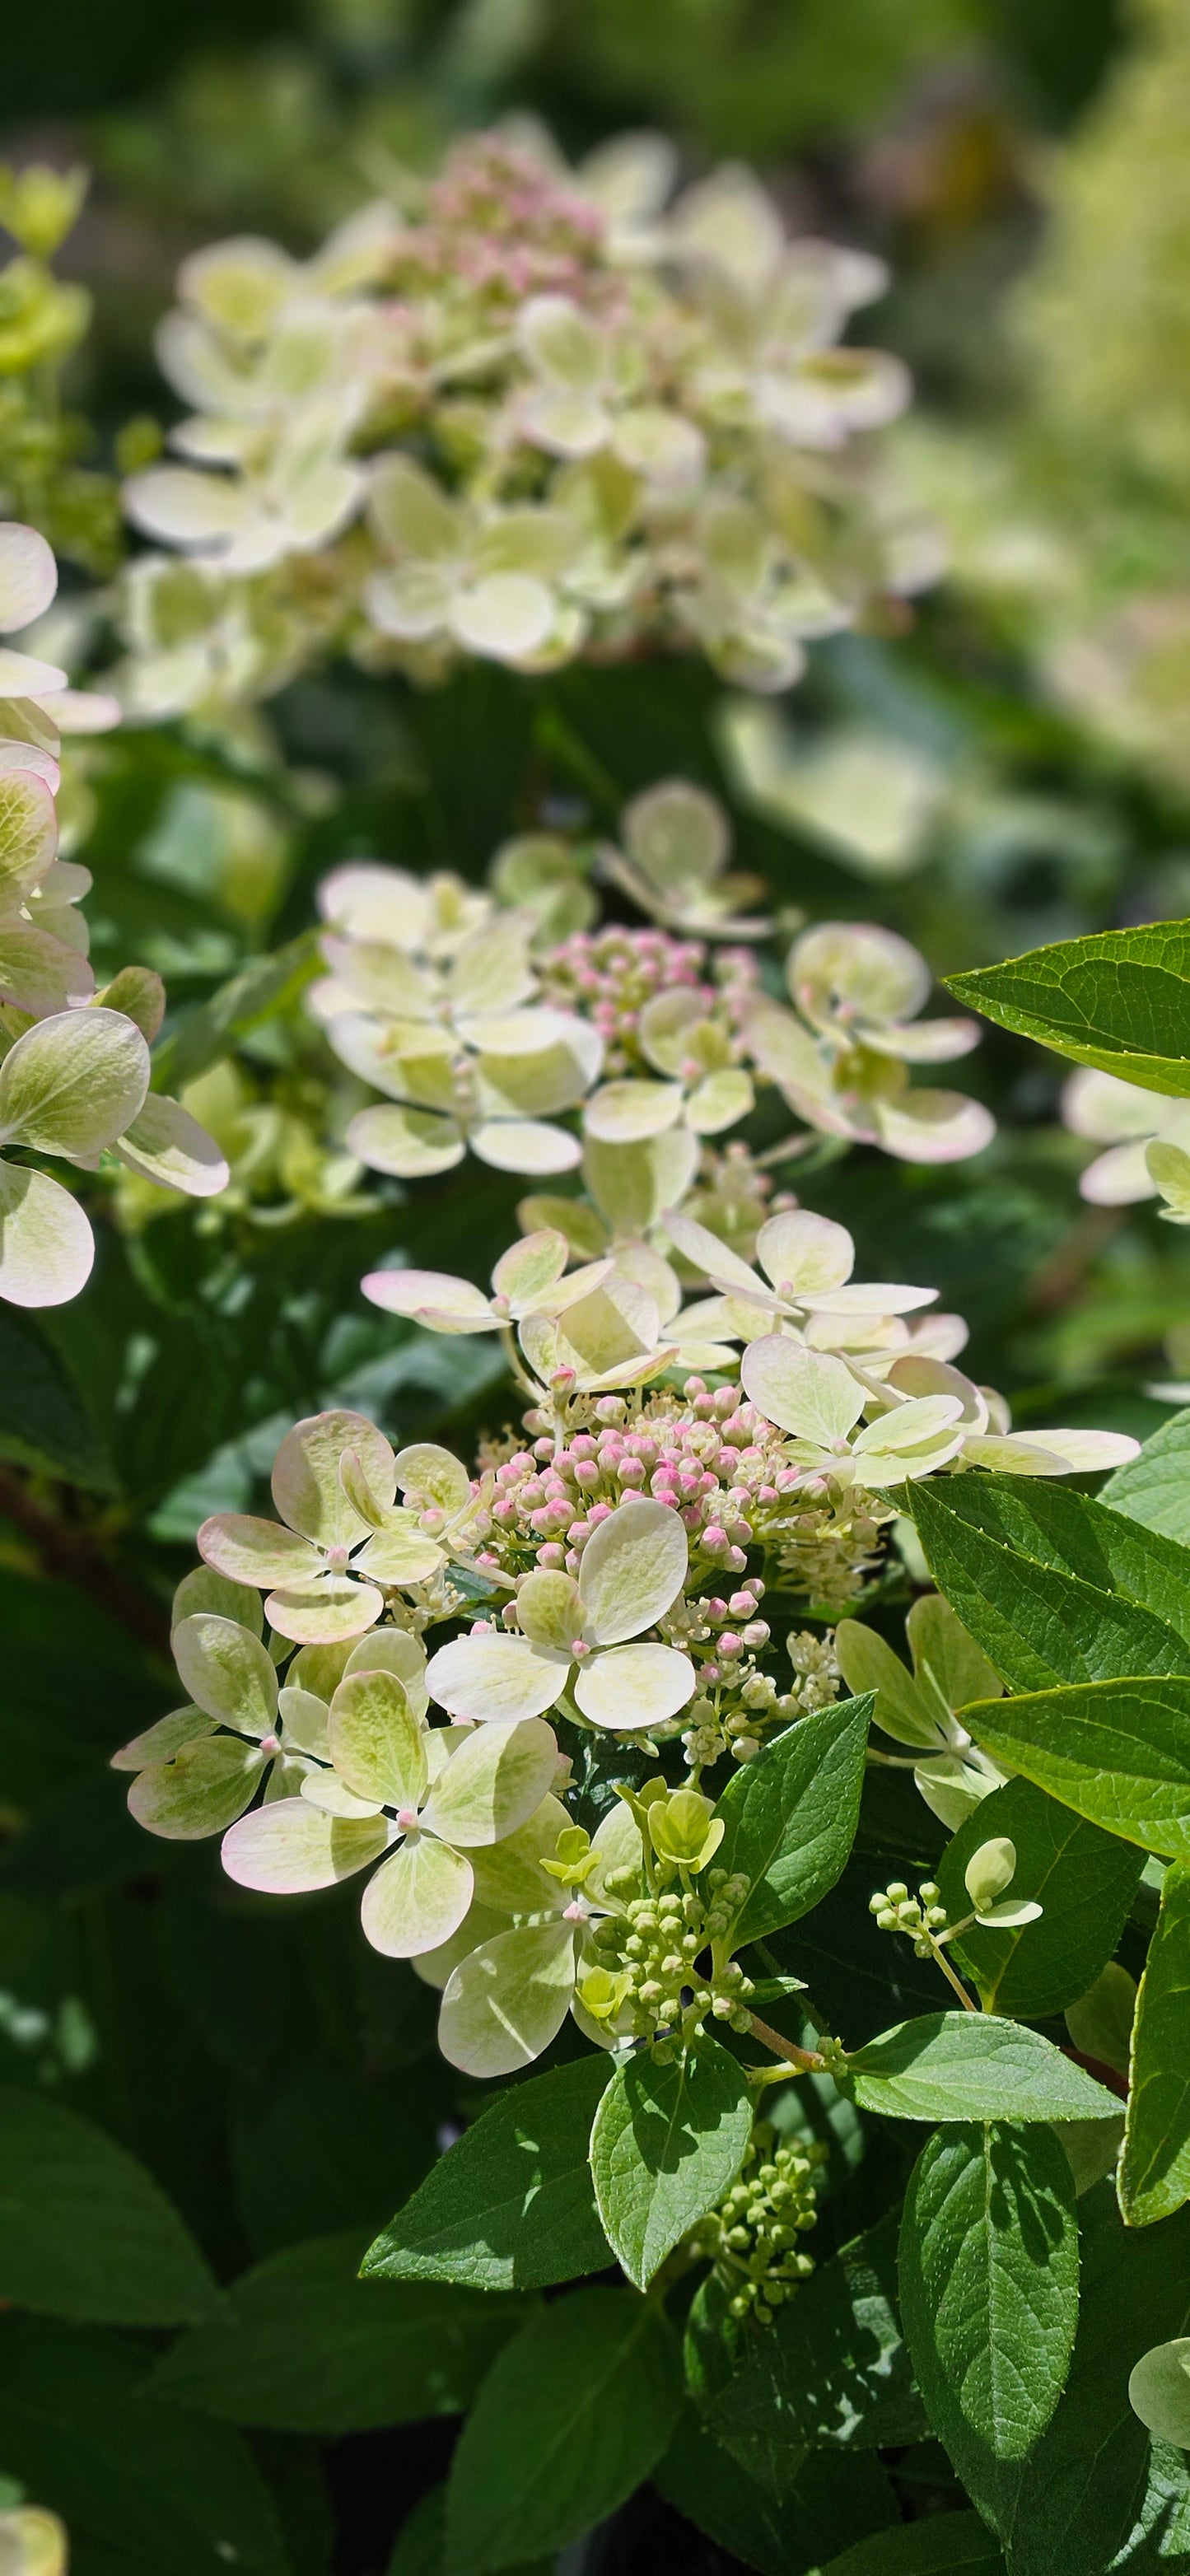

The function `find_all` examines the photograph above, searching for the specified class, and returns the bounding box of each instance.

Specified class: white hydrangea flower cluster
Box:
[115,131,935,716]
[306,776,997,1195]
[1062,1063,1190,1226]
[0,521,229,1306]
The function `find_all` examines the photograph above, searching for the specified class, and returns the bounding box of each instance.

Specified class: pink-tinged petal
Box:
[0,522,58,632]
[1077,1139,1158,1207]
[264,1575,385,1646]
[221,1799,391,1893]
[198,1514,322,1589]
[872,1091,996,1164]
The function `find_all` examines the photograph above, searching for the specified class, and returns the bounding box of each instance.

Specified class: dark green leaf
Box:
[654,2411,897,2576]
[363,2056,612,2292]
[443,2286,682,2573]
[0,1312,112,1489]
[716,1693,873,1945]
[961,1677,1190,1861]
[936,1780,1143,2019]
[945,922,1190,1094]
[151,934,318,1094]
[713,2209,927,2476]
[844,2013,1122,2123]
[0,2317,290,2576]
[385,2486,554,2576]
[1003,2190,1190,2576]
[153,2233,525,2431]
[810,2513,1005,2574]
[0,2084,214,2325]
[899,2123,1079,2541]
[1104,1409,1190,1549]
[1119,1864,1190,2227]
[590,2035,752,2290]
[908,1482,1188,1694]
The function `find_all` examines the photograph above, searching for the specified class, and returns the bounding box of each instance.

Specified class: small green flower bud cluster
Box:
[686,2124,826,2326]
[588,1864,754,2056]
[869,1878,949,1958]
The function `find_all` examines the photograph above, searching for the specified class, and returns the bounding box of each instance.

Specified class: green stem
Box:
[746,2012,825,2073]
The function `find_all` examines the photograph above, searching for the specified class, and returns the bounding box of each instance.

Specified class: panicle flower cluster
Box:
[1062,1063,1190,1227]
[0,520,228,1305]
[115,130,935,718]
[308,776,997,1199]
[684,2125,825,2325]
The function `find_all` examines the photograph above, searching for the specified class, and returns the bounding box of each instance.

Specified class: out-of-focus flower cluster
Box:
[0,165,121,575]
[115,131,936,718]
[0,521,229,1305]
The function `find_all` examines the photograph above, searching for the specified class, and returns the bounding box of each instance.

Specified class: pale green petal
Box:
[623,781,729,895]
[222,1799,390,1893]
[172,1565,263,1634]
[468,1794,571,1913]
[740,1339,866,1444]
[0,1007,148,1158]
[522,386,609,457]
[469,1118,582,1175]
[584,1079,684,1144]
[171,1612,278,1737]
[278,1683,331,1760]
[612,408,705,486]
[368,455,461,559]
[518,295,605,392]
[197,1513,322,1589]
[342,1630,429,1722]
[300,1770,380,1820]
[426,1630,570,1725]
[270,1409,394,1550]
[412,1901,511,1990]
[964,1836,1018,1911]
[355,1518,447,1584]
[1127,2341,1190,2448]
[113,1092,229,1197]
[0,925,93,1020]
[664,1207,767,1298]
[586,1799,644,1902]
[289,1640,352,1698]
[577,1495,688,1646]
[492,1228,570,1309]
[357,1267,492,1329]
[348,1102,464,1178]
[789,922,930,1029]
[0,521,58,631]
[110,1703,215,1771]
[0,768,57,906]
[584,1125,698,1236]
[755,1210,853,1299]
[963,1427,1140,1475]
[264,1574,384,1645]
[128,1735,264,1840]
[872,1091,996,1165]
[833,1623,940,1749]
[0,1161,93,1306]
[906,1595,1002,1718]
[450,575,555,663]
[685,1067,754,1133]
[394,1442,472,1517]
[853,1397,964,1458]
[328,1667,427,1810]
[124,467,250,548]
[420,1715,558,1849]
[438,1921,576,2078]
[449,914,538,1019]
[516,1570,583,1653]
[573,1641,697,1730]
[361,1833,474,1959]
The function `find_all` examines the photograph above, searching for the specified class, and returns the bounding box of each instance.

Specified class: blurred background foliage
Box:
[4,3,1190,2569]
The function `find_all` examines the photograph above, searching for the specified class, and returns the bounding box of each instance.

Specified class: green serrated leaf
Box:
[1105,1409,1190,1548]
[844,2013,1122,2123]
[960,1676,1190,1861]
[152,2233,525,2431]
[810,2512,1006,2574]
[712,2208,926,2479]
[1119,1864,1190,2228]
[590,2036,753,2291]
[899,2123,1079,2542]
[1003,2189,1190,2576]
[362,2056,612,2292]
[443,2286,683,2574]
[908,1481,1189,1694]
[715,1692,873,1945]
[945,922,1190,1094]
[936,1779,1143,2018]
[0,2085,215,2326]
[654,2410,898,2576]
